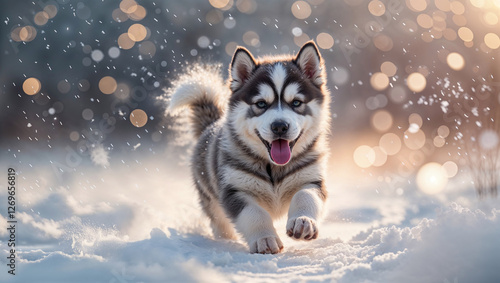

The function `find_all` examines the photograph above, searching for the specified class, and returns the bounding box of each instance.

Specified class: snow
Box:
[1,155,499,283]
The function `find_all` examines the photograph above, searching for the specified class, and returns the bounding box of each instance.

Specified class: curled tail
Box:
[166,64,229,139]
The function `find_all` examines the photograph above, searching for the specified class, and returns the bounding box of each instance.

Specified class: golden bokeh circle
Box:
[442,161,458,178]
[446,52,465,71]
[128,24,147,42]
[371,110,393,132]
[404,129,426,150]
[129,5,147,21]
[417,162,448,194]
[381,61,397,77]
[316,32,334,49]
[118,33,135,49]
[353,145,376,168]
[379,133,402,156]
[130,109,148,127]
[458,27,473,42]
[34,11,50,26]
[368,0,385,16]
[484,33,500,49]
[370,72,390,91]
[44,5,58,18]
[407,72,426,92]
[99,76,117,94]
[291,1,312,20]
[209,0,230,9]
[23,77,41,95]
[120,0,138,14]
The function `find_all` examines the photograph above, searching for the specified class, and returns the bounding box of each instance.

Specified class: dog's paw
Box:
[249,236,284,254]
[286,216,318,240]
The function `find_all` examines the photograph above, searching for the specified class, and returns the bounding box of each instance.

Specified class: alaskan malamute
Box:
[167,41,330,254]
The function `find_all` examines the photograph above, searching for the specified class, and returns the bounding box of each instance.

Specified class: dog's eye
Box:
[256,101,267,109]
[291,100,303,107]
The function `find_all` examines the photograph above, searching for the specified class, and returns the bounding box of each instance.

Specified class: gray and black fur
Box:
[167,41,331,254]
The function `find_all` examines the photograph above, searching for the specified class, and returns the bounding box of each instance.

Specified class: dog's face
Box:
[227,41,327,166]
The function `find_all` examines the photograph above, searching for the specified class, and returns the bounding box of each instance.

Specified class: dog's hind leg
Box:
[197,186,237,240]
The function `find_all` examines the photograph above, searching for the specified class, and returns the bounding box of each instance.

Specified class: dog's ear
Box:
[294,41,325,87]
[230,47,256,92]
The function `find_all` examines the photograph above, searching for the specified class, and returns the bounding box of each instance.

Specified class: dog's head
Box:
[227,41,328,166]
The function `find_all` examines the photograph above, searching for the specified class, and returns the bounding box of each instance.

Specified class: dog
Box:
[167,41,330,254]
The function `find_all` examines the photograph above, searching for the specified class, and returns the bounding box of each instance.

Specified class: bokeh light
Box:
[291,1,311,19]
[371,110,393,132]
[12,26,37,42]
[373,34,393,51]
[368,0,385,16]
[417,14,433,29]
[236,0,257,14]
[82,108,94,120]
[316,33,334,49]
[470,0,485,8]
[438,125,450,138]
[225,42,238,56]
[389,85,407,103]
[381,61,397,77]
[479,130,499,150]
[484,33,500,49]
[23,77,41,95]
[114,83,130,99]
[138,41,157,58]
[57,80,71,94]
[130,109,148,127]
[120,0,138,14]
[332,67,349,86]
[409,113,423,128]
[404,129,426,150]
[353,145,375,168]
[417,162,448,195]
[128,24,147,42]
[433,136,446,147]
[34,11,50,26]
[43,5,58,18]
[371,146,387,167]
[446,52,465,71]
[69,131,80,142]
[118,33,135,49]
[128,5,147,21]
[450,1,465,15]
[243,31,260,47]
[370,72,389,91]
[407,0,427,12]
[435,0,451,12]
[483,12,498,25]
[442,161,458,178]
[458,27,473,42]
[379,133,401,155]
[99,76,117,94]
[209,0,231,9]
[113,8,129,22]
[407,72,426,93]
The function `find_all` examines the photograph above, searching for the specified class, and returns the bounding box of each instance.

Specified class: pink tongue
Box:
[270,139,291,165]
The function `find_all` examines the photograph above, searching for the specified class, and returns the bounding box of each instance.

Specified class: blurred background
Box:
[1,0,499,222]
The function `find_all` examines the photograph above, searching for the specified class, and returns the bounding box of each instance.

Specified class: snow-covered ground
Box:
[1,147,499,283]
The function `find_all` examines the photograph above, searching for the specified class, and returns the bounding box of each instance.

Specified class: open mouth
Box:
[256,130,302,165]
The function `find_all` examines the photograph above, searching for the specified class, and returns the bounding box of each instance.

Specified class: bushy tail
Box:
[166,63,229,139]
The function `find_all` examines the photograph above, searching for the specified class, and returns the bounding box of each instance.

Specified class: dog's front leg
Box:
[233,200,283,254]
[286,184,326,240]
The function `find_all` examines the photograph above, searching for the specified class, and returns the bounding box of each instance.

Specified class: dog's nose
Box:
[271,121,289,136]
